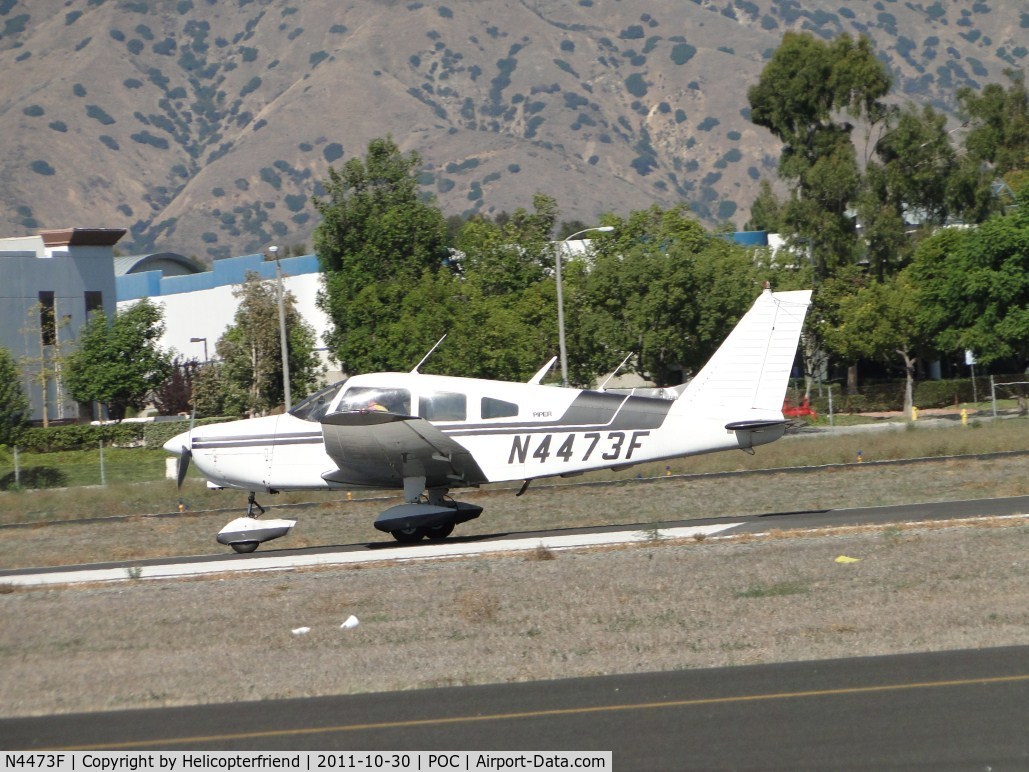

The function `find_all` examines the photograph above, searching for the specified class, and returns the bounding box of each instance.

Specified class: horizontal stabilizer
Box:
[725,419,788,451]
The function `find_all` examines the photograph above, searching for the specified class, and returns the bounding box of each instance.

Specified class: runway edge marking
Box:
[0,523,740,587]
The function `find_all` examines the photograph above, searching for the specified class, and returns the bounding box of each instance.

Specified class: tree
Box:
[910,189,1029,370]
[958,70,1029,180]
[65,299,173,421]
[313,136,452,366]
[215,273,322,417]
[572,205,774,386]
[748,32,891,279]
[745,180,784,232]
[857,103,959,278]
[822,271,926,418]
[0,346,29,447]
[951,70,1029,223]
[151,356,200,415]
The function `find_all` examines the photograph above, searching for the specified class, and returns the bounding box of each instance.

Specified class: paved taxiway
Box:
[3,646,1027,769]
[2,494,1027,586]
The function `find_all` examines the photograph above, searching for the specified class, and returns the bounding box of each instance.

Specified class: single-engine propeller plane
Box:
[165,286,811,552]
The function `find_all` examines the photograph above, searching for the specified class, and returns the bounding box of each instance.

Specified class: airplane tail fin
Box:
[674,287,812,418]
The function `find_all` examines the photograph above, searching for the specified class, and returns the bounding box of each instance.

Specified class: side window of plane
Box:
[420,391,467,422]
[481,397,519,419]
[338,387,411,415]
[289,381,346,422]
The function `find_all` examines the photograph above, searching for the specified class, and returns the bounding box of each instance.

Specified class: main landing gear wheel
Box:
[421,521,455,540]
[390,527,424,544]
[230,541,260,554]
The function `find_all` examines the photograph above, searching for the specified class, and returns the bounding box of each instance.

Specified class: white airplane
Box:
[165,286,811,552]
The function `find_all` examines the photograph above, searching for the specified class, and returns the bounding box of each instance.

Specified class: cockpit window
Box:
[481,397,519,419]
[289,381,346,422]
[419,391,467,421]
[337,386,411,415]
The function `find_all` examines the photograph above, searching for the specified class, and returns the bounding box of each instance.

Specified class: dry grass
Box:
[0,518,1025,718]
[0,452,1026,570]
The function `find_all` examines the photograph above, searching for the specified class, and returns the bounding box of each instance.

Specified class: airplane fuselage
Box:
[169,372,763,494]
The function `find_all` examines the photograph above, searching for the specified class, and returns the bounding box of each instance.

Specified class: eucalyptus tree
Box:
[858,103,957,278]
[952,69,1029,222]
[748,32,891,280]
[313,136,453,373]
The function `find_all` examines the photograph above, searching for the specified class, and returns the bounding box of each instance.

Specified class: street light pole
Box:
[556,226,614,386]
[269,245,292,411]
[189,336,208,364]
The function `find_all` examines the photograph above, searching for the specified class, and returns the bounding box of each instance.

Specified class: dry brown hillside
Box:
[1,0,1024,261]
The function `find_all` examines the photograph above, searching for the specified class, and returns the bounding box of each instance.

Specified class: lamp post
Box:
[189,336,208,364]
[556,225,614,386]
[269,245,292,411]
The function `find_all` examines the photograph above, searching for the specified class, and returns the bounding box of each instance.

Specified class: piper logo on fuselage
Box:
[533,410,552,418]
[508,431,650,465]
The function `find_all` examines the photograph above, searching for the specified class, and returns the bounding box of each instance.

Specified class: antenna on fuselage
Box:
[598,351,636,391]
[527,356,557,385]
[411,334,447,373]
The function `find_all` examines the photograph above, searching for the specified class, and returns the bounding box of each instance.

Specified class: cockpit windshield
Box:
[337,387,412,415]
[289,380,347,422]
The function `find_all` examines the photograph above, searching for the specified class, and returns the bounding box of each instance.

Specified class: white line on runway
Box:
[2,523,741,587]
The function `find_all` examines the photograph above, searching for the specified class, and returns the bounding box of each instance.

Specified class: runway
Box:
[3,646,1027,769]
[2,494,1027,586]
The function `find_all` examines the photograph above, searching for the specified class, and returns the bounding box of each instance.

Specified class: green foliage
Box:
[130,131,169,149]
[749,32,891,280]
[624,73,648,98]
[213,273,322,417]
[670,43,696,65]
[823,271,928,414]
[911,196,1029,366]
[0,347,29,447]
[19,422,146,453]
[313,136,452,369]
[65,299,173,421]
[141,416,230,450]
[859,103,958,278]
[954,70,1029,220]
[570,206,786,386]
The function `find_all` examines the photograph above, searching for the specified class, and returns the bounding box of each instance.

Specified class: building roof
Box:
[114,252,206,277]
[40,228,126,248]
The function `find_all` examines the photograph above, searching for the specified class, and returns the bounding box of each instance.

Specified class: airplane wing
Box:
[319,411,488,490]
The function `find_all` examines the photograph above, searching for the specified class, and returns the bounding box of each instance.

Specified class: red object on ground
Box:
[782,396,817,419]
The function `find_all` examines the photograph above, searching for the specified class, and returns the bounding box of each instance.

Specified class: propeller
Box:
[176,396,197,489]
[176,445,192,489]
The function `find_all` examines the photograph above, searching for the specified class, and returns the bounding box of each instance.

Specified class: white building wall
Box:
[118,271,340,382]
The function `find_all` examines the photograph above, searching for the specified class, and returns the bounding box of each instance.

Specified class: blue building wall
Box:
[116,253,321,301]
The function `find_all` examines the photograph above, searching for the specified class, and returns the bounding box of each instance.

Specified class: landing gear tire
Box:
[231,541,260,554]
[391,527,424,544]
[421,521,455,541]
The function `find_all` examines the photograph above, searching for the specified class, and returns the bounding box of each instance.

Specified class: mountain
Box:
[1,0,1025,262]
